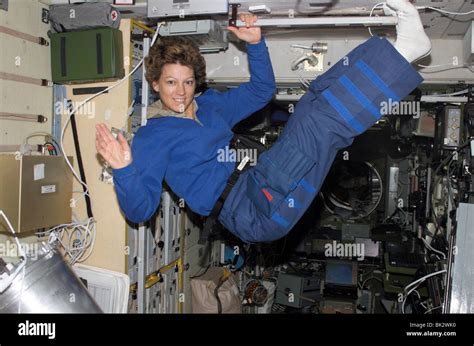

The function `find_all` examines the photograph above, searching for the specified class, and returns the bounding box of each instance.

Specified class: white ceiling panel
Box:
[228,0,473,38]
[115,0,473,39]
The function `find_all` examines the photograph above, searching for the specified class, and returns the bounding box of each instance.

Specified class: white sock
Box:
[384,0,432,63]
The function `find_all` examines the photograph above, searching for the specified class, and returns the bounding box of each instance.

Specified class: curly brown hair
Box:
[145,36,206,92]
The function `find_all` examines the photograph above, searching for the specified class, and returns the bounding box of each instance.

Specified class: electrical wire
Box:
[290,51,311,88]
[429,89,469,97]
[446,158,457,209]
[24,132,59,152]
[417,63,457,69]
[418,64,471,73]
[430,143,468,234]
[416,56,471,71]
[402,269,446,314]
[368,2,386,37]
[422,238,446,260]
[24,132,54,144]
[424,7,474,16]
[294,69,310,88]
[402,283,423,314]
[412,290,428,309]
[23,133,61,157]
[430,153,456,226]
[424,305,443,314]
[41,217,96,265]
[405,270,446,293]
[44,142,57,155]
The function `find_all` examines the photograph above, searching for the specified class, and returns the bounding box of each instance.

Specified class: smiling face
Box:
[152,63,196,116]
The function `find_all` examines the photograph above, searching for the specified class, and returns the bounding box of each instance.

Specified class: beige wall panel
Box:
[1,2,132,273]
[62,19,132,273]
[0,0,52,146]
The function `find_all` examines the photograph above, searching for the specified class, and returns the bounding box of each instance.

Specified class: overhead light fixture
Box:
[275,94,304,101]
[249,5,271,14]
[235,16,398,28]
[420,95,468,103]
[114,0,135,5]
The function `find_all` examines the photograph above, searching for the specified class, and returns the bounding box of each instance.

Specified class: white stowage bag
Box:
[191,267,241,314]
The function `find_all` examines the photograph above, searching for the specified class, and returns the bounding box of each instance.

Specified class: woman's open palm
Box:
[95,123,132,169]
[227,14,261,44]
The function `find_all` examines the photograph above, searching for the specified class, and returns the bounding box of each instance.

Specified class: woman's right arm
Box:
[112,161,165,224]
[96,124,166,224]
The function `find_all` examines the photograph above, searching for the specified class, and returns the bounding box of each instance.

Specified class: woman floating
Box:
[96,0,431,243]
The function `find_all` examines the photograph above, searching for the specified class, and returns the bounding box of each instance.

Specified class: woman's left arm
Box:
[206,15,276,128]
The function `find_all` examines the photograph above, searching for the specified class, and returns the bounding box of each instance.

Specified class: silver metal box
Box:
[449,203,474,313]
[158,20,228,53]
[147,0,228,18]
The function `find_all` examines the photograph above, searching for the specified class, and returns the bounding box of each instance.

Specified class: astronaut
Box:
[96,0,431,242]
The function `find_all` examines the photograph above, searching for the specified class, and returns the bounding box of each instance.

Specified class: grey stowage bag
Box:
[49,3,121,33]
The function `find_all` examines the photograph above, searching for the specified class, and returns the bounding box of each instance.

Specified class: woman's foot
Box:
[384,0,432,63]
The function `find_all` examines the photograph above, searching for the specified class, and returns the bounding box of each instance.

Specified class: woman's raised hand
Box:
[95,123,132,170]
[227,14,261,45]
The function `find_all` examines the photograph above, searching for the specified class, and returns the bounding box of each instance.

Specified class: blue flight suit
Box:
[113,36,422,244]
[218,36,423,242]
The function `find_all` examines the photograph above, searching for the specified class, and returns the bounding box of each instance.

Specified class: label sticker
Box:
[41,185,56,194]
[33,164,45,181]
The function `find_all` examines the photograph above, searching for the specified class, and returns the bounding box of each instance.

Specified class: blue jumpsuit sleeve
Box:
[211,38,276,128]
[112,136,166,224]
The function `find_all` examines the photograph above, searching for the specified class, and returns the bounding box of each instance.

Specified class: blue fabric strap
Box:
[300,178,316,194]
[271,212,290,228]
[322,89,364,133]
[355,60,401,102]
[339,75,382,120]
